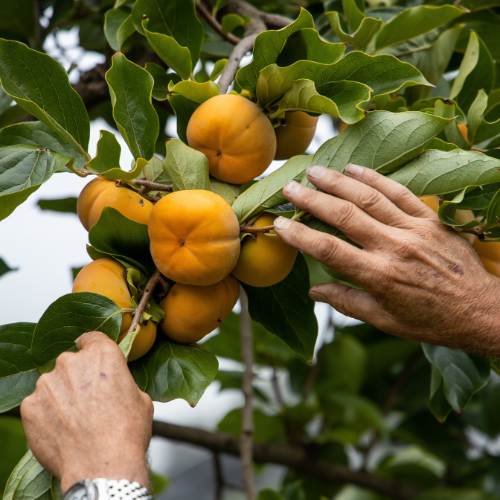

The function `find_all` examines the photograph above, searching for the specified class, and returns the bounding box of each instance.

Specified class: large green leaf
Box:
[0,39,90,159]
[3,451,50,500]
[104,8,136,52]
[0,417,27,494]
[242,253,318,362]
[145,63,181,101]
[0,145,72,221]
[326,12,382,50]
[423,344,490,414]
[37,197,77,214]
[164,139,210,191]
[167,80,220,143]
[374,5,467,52]
[388,149,500,196]
[256,53,430,109]
[31,293,122,373]
[314,111,450,175]
[131,0,203,67]
[0,122,87,170]
[449,31,495,115]
[232,154,313,223]
[236,8,315,93]
[88,207,155,276]
[129,337,218,406]
[0,323,39,413]
[105,53,159,161]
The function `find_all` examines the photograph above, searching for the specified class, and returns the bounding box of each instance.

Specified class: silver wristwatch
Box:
[61,479,152,500]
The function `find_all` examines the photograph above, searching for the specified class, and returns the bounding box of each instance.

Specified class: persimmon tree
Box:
[2,0,500,499]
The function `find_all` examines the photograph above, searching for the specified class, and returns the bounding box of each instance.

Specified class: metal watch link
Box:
[61,479,152,500]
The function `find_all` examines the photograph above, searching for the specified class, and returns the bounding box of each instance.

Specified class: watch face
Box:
[64,482,96,500]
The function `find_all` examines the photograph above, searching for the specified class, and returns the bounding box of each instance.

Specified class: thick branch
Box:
[239,289,255,500]
[151,421,419,500]
[260,12,294,28]
[128,270,163,334]
[196,1,240,45]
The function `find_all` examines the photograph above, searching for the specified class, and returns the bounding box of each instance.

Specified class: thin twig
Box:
[213,452,224,500]
[127,270,162,334]
[196,1,240,45]
[131,179,173,194]
[240,225,274,234]
[239,288,255,500]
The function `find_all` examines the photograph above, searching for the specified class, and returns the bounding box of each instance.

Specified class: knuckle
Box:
[335,202,357,228]
[394,185,414,204]
[357,188,382,212]
[315,236,339,264]
[55,351,74,369]
[395,237,418,259]
[35,372,50,390]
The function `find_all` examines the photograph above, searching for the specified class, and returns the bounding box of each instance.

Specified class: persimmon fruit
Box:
[274,111,319,160]
[148,190,240,286]
[159,274,239,344]
[232,212,298,287]
[473,240,500,277]
[458,123,468,142]
[186,94,276,184]
[78,177,153,231]
[72,258,157,360]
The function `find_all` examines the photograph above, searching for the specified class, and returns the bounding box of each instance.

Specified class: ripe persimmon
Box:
[458,123,468,142]
[474,240,500,277]
[159,274,239,344]
[148,190,240,286]
[186,94,276,184]
[118,320,157,362]
[274,111,319,160]
[232,212,298,287]
[78,178,153,231]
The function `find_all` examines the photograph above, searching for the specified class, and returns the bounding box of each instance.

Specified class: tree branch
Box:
[128,270,163,334]
[196,1,240,45]
[150,421,419,500]
[239,289,255,500]
[240,225,274,234]
[131,179,173,195]
[260,12,294,29]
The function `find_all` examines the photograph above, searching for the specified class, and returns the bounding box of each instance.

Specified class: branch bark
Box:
[239,289,255,500]
[131,179,173,194]
[196,1,240,45]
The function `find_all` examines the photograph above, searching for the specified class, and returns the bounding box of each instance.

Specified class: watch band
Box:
[62,479,153,500]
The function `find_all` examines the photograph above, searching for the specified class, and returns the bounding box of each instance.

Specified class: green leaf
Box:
[142,20,192,81]
[0,145,72,221]
[258,490,284,500]
[453,183,500,210]
[269,79,370,125]
[221,13,246,34]
[232,154,312,224]
[3,451,50,500]
[209,178,240,206]
[209,0,229,16]
[129,337,218,406]
[164,138,210,191]
[0,417,27,493]
[0,0,35,39]
[388,149,500,196]
[276,29,346,67]
[89,207,155,276]
[242,253,318,362]
[437,187,484,228]
[342,0,365,31]
[470,93,500,144]
[485,189,500,226]
[429,365,453,423]
[0,122,87,170]
[449,31,495,115]
[145,63,181,101]
[326,12,382,50]
[209,59,227,81]
[462,0,500,10]
[374,5,467,52]
[0,257,17,279]
[314,111,450,175]
[0,39,90,159]
[467,90,488,142]
[423,344,490,414]
[31,293,122,373]
[432,99,468,150]
[168,81,220,143]
[37,197,77,213]
[104,8,135,52]
[0,323,39,413]
[132,0,203,68]
[105,53,159,161]
[142,155,172,186]
[236,8,315,93]
[256,53,430,109]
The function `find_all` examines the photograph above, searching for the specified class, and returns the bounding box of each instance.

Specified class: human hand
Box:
[21,331,153,492]
[274,163,500,356]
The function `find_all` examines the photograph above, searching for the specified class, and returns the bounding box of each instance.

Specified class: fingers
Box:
[75,331,118,351]
[344,163,435,219]
[274,217,377,284]
[310,282,392,327]
[282,180,389,249]
[305,164,409,227]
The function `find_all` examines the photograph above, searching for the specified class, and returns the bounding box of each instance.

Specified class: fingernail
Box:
[345,163,364,177]
[274,216,292,230]
[284,180,302,195]
[306,164,326,179]
[309,291,327,303]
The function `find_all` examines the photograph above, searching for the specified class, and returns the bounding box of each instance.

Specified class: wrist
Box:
[60,453,149,493]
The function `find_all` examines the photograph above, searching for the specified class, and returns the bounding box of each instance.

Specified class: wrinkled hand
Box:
[274,163,500,356]
[21,332,153,492]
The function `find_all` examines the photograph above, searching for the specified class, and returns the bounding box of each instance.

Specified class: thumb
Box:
[75,331,118,351]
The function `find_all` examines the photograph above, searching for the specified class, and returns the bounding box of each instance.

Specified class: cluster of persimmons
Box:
[71,95,317,361]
